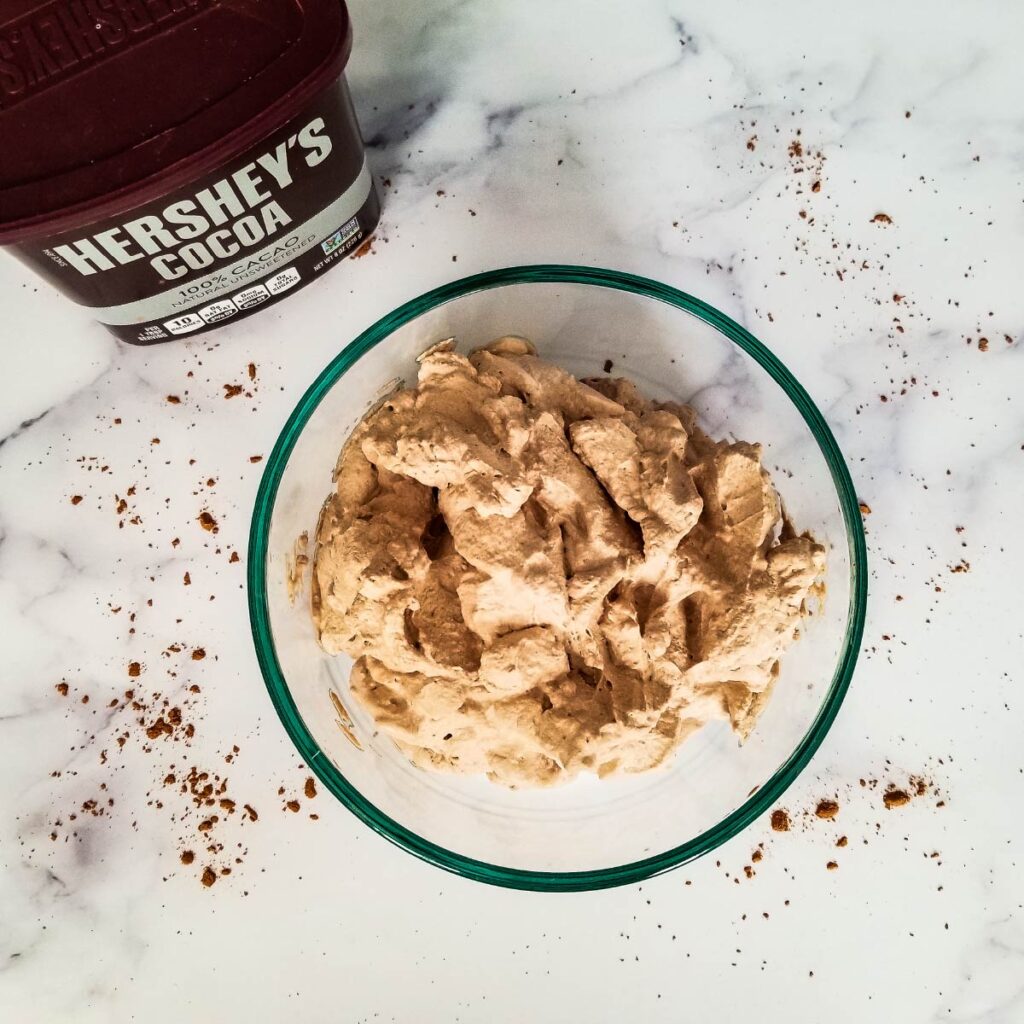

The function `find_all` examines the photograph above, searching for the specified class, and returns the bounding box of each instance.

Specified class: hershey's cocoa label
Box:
[49,116,334,283]
[10,77,380,344]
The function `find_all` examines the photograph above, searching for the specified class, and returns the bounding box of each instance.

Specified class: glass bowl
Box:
[247,265,867,891]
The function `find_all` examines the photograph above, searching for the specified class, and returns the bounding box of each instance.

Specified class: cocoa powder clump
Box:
[815,799,839,820]
[884,788,910,809]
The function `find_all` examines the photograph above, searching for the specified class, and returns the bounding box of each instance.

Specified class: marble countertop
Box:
[2,1,1021,1021]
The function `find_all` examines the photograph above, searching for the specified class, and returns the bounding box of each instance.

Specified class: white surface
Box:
[1,1,1022,1021]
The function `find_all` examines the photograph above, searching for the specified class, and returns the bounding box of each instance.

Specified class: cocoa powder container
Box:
[0,0,380,344]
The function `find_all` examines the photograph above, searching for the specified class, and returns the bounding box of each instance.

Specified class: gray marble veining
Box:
[0,1,1022,1020]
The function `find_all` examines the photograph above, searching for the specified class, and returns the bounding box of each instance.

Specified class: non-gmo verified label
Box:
[321,217,360,255]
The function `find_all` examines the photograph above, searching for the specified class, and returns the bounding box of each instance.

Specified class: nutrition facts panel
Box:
[162,268,303,335]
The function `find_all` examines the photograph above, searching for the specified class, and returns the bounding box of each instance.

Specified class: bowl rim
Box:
[247,264,867,892]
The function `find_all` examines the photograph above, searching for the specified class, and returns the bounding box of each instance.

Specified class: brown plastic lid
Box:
[0,0,352,243]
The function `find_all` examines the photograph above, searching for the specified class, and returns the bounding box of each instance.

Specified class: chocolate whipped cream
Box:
[312,338,824,787]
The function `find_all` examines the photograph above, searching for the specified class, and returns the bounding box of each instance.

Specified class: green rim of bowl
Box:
[247,264,867,892]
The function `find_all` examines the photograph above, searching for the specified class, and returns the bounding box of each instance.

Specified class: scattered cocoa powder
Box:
[201,866,217,887]
[47,672,270,887]
[191,648,206,661]
[826,861,838,871]
[304,777,317,800]
[870,213,893,224]
[70,495,83,505]
[198,511,219,533]
[770,809,790,832]
[223,384,244,399]
[127,662,141,677]
[286,800,300,813]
